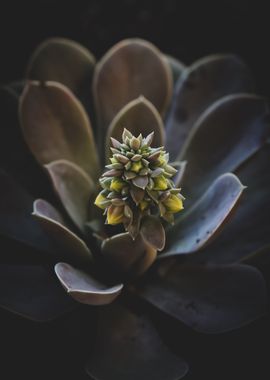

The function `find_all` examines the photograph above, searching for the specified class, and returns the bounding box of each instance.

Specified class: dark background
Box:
[0,1,270,379]
[1,0,270,96]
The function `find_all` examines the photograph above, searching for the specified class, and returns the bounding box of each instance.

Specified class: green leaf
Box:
[33,199,93,264]
[45,159,95,232]
[54,262,123,305]
[163,173,245,257]
[105,97,165,162]
[19,81,100,180]
[180,94,270,203]
[93,38,172,145]
[166,54,254,159]
[86,304,188,380]
[26,37,96,95]
[135,263,267,333]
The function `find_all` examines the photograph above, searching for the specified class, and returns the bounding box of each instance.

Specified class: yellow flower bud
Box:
[158,153,166,166]
[139,200,149,211]
[94,193,107,209]
[107,205,125,225]
[163,194,184,213]
[131,160,143,173]
[153,175,168,190]
[110,178,125,192]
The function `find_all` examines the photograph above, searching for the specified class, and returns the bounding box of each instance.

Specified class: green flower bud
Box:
[94,193,108,209]
[153,175,168,190]
[110,178,126,192]
[163,194,184,213]
[131,160,143,173]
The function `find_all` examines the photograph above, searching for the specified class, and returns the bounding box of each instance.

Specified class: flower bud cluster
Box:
[95,129,184,238]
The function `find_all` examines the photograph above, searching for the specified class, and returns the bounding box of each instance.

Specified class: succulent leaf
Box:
[54,262,123,305]
[19,80,100,180]
[105,97,165,162]
[0,170,61,255]
[86,304,188,380]
[190,145,270,264]
[26,37,96,95]
[140,215,165,251]
[163,173,244,257]
[134,263,267,333]
[164,54,186,87]
[93,38,172,145]
[32,199,93,264]
[101,232,157,275]
[45,159,95,232]
[0,264,75,321]
[166,54,254,159]
[180,94,270,203]
[0,85,57,199]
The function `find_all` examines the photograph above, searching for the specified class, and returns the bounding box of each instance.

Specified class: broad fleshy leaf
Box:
[33,199,93,264]
[54,262,123,305]
[26,37,96,95]
[180,94,270,202]
[19,81,100,179]
[0,264,75,321]
[135,263,267,333]
[105,97,165,161]
[0,86,56,200]
[86,304,188,380]
[164,55,186,86]
[93,38,172,142]
[101,232,157,276]
[45,160,95,232]
[0,170,60,254]
[190,145,270,264]
[163,173,244,257]
[166,55,254,159]
[140,215,165,251]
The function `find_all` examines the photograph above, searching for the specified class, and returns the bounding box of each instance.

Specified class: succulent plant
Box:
[0,37,270,379]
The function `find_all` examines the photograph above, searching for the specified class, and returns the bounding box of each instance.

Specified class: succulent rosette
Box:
[0,37,270,379]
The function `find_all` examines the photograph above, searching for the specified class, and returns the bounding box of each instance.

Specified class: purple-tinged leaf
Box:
[33,199,93,264]
[105,97,165,161]
[54,262,123,305]
[163,173,244,257]
[93,38,172,143]
[135,263,267,333]
[180,94,270,203]
[26,37,96,94]
[45,159,95,232]
[141,215,165,251]
[20,81,100,179]
[0,264,75,321]
[0,170,60,255]
[190,145,270,264]
[86,304,188,380]
[166,54,254,159]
